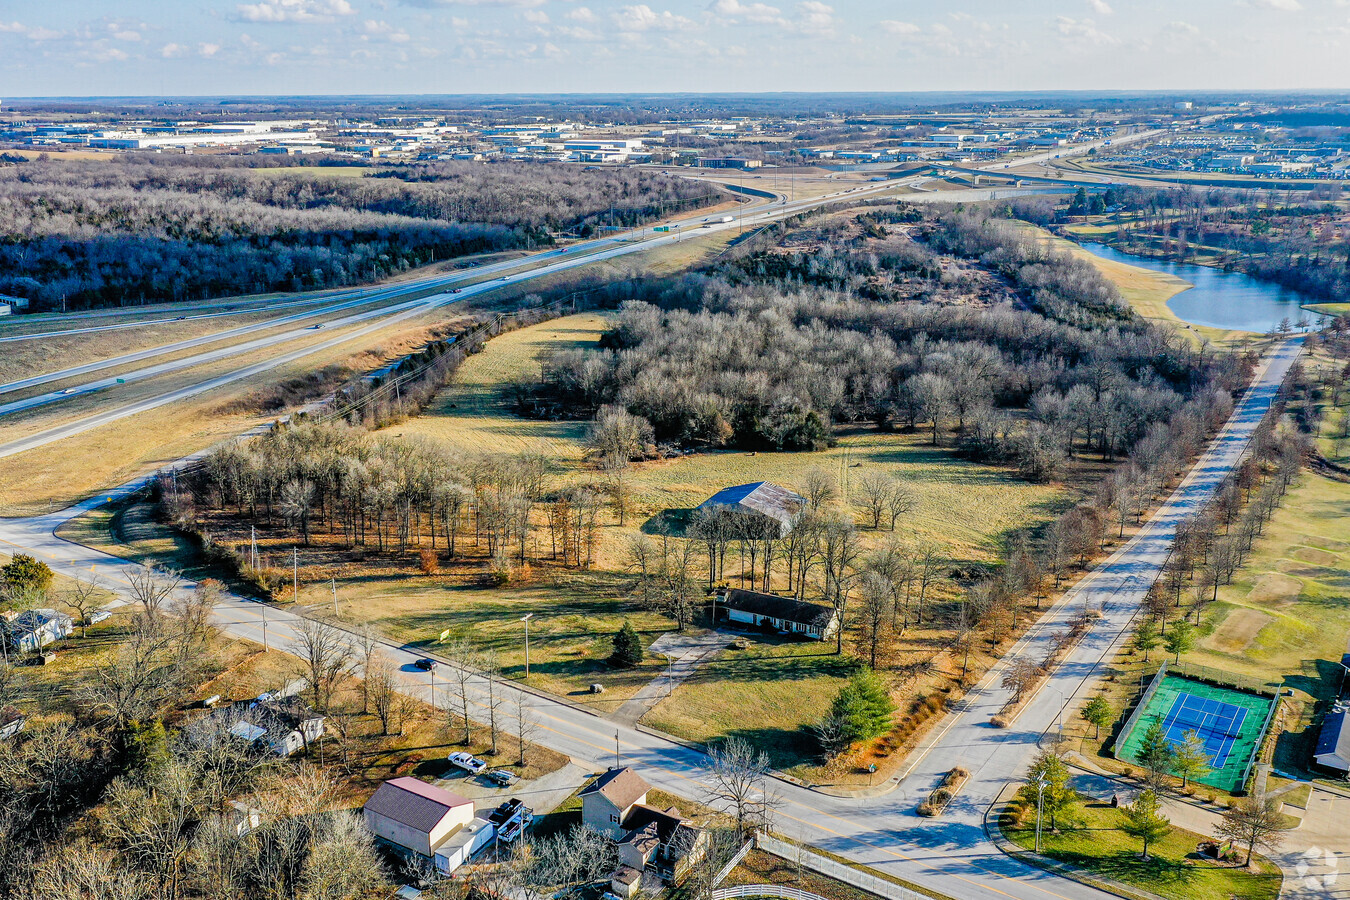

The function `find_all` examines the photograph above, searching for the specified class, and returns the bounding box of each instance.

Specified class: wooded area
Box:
[0,156,717,310]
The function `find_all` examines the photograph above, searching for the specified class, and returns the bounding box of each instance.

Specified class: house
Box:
[696,482,805,536]
[717,588,840,641]
[581,768,707,887]
[581,766,652,839]
[214,696,325,757]
[1,609,73,653]
[616,803,708,883]
[1315,702,1350,773]
[225,800,263,836]
[363,777,478,865]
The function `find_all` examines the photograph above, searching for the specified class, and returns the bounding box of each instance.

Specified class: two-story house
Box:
[581,767,708,893]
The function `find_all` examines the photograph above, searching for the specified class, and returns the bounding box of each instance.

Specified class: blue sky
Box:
[0,0,1344,97]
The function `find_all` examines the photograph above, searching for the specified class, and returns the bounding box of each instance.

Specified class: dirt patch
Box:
[1292,546,1339,567]
[1248,573,1303,607]
[1206,607,1274,654]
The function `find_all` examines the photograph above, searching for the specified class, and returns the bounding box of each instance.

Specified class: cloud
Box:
[794,1,834,31]
[566,7,597,21]
[399,0,545,7]
[362,18,411,40]
[0,21,28,33]
[1055,15,1116,45]
[521,9,549,23]
[160,42,189,57]
[879,19,920,36]
[1088,0,1113,14]
[233,0,356,23]
[199,42,222,56]
[612,5,696,32]
[1249,0,1301,8]
[710,0,785,26]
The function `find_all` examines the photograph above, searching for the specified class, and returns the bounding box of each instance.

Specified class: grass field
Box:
[1001,801,1282,900]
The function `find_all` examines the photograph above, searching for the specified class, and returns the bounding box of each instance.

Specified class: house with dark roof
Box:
[363,777,478,863]
[1316,701,1350,773]
[717,588,840,641]
[696,482,805,536]
[581,768,708,889]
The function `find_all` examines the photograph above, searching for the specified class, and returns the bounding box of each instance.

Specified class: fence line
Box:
[754,834,942,900]
[1114,659,1169,755]
[713,886,830,900]
[713,839,755,888]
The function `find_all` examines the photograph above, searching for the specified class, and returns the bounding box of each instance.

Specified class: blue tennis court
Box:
[1159,691,1248,768]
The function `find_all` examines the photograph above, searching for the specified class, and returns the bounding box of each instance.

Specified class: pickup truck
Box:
[447,751,487,775]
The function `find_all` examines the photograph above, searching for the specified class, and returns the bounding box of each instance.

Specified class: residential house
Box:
[581,768,708,888]
[0,707,25,740]
[696,482,805,537]
[717,588,840,641]
[581,766,652,839]
[1315,702,1349,773]
[1,609,74,653]
[215,696,325,758]
[363,777,481,868]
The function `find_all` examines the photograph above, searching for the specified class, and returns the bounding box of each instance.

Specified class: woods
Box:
[0,156,718,310]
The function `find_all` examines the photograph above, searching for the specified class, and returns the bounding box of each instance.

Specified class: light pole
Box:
[662,653,675,696]
[1034,775,1048,854]
[521,613,533,678]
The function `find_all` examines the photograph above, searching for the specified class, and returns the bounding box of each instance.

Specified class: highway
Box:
[0,177,1076,460]
[0,336,1300,900]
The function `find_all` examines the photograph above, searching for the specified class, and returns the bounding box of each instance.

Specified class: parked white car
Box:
[447,751,487,775]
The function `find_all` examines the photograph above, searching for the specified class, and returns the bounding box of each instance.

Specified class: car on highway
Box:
[447,752,487,775]
[484,770,517,787]
[175,316,187,320]
[413,658,437,672]
[500,276,509,281]
[451,288,462,294]
[309,324,324,329]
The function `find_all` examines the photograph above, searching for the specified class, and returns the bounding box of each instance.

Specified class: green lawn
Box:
[642,636,860,775]
[1002,801,1281,900]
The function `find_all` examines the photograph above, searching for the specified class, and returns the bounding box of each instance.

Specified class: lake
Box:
[1079,242,1319,333]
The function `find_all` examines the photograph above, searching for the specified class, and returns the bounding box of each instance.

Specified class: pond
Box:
[1079,242,1320,333]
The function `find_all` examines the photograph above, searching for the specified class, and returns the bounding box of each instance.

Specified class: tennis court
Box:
[1117,673,1275,793]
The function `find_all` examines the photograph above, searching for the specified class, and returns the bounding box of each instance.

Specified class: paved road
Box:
[0,178,1078,461]
[0,337,1300,900]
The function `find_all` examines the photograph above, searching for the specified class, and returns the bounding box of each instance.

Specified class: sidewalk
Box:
[611,630,732,726]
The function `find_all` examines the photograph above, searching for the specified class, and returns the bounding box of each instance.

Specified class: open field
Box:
[1001,800,1282,900]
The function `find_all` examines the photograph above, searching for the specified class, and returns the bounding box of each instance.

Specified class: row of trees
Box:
[0,156,717,310]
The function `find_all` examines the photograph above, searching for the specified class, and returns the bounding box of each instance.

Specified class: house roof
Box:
[612,865,643,887]
[364,777,473,834]
[697,482,805,532]
[580,767,651,811]
[5,608,72,634]
[721,588,836,628]
[1316,704,1350,770]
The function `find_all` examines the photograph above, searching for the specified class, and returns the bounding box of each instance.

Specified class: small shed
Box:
[432,816,495,874]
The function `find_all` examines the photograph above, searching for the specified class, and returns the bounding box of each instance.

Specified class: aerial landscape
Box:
[7,3,1350,900]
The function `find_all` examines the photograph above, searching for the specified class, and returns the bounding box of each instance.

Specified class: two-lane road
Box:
[0,337,1300,900]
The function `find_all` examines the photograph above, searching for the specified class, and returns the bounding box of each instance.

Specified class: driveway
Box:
[611,630,733,726]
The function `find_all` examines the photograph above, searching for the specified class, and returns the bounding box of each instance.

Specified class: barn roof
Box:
[697,482,805,532]
[364,777,472,834]
[720,588,836,628]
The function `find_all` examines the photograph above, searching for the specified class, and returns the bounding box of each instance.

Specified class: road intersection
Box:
[0,325,1301,899]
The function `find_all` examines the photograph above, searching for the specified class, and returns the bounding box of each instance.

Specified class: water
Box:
[1079,242,1318,333]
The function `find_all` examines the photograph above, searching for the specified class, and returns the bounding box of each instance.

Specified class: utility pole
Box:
[520,613,533,677]
[292,548,299,602]
[331,578,339,615]
[250,526,258,570]
[615,732,621,770]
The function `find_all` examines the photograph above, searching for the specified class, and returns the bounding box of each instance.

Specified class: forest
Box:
[0,156,717,310]
[527,203,1242,478]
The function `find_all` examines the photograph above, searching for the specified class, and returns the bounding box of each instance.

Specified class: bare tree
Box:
[705,736,774,839]
[287,619,355,714]
[514,695,538,768]
[366,651,401,736]
[1215,793,1291,867]
[61,578,107,638]
[127,565,182,623]
[443,640,476,747]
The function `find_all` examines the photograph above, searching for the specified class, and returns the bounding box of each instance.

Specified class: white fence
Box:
[713,886,830,900]
[754,834,939,900]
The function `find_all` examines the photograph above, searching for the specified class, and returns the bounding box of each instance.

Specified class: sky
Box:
[0,0,1347,97]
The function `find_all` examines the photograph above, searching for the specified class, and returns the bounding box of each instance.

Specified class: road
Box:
[0,334,1300,900]
[0,178,1076,460]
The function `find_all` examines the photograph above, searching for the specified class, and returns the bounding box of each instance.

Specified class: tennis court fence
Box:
[1168,660,1280,698]
[1114,660,1171,757]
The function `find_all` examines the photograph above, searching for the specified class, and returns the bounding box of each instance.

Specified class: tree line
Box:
[0,156,718,310]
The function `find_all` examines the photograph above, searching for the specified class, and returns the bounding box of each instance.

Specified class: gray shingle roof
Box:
[721,588,836,628]
[580,767,651,811]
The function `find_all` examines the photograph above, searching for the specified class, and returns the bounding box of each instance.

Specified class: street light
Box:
[662,653,675,696]
[521,613,533,678]
[1033,775,1048,854]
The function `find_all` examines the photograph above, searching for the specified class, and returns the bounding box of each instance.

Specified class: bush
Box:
[418,549,440,576]
[1,554,53,596]
[826,668,896,745]
[610,620,644,668]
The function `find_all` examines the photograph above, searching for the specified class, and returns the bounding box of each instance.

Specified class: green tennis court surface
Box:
[1118,673,1275,793]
